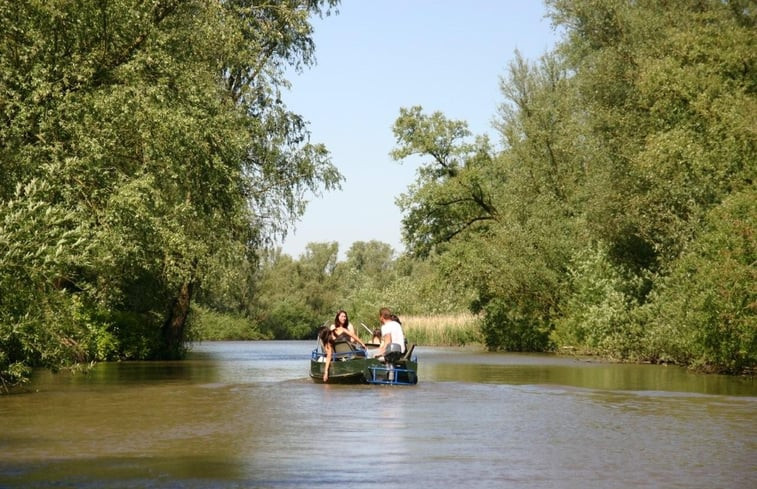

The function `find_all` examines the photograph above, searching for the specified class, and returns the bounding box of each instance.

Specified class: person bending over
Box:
[320,311,366,382]
[317,326,335,382]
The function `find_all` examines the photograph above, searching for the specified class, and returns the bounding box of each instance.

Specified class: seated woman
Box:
[331,310,366,351]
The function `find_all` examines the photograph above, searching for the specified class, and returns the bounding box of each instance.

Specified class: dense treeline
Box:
[222,241,471,340]
[0,0,341,390]
[1,1,754,391]
[388,0,755,373]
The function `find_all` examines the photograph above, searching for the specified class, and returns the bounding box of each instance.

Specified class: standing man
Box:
[372,307,405,358]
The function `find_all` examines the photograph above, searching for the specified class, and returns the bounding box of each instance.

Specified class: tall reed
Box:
[399,312,482,346]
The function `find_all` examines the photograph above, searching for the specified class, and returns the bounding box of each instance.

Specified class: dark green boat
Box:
[310,340,418,385]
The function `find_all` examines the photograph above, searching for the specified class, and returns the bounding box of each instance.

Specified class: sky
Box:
[279,1,561,259]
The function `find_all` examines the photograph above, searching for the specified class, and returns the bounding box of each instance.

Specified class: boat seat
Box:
[334,341,353,353]
[333,340,366,359]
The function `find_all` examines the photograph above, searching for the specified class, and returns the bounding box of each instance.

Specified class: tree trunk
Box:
[162,280,193,359]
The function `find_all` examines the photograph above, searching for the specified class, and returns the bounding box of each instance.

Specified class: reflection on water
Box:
[424,354,755,396]
[1,341,755,489]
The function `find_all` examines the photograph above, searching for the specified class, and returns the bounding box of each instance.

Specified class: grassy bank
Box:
[399,313,482,347]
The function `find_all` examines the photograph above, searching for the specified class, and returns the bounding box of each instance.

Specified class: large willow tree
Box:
[0,0,341,389]
[392,0,754,372]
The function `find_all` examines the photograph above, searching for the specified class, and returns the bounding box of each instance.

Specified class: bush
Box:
[644,189,756,373]
[0,290,120,391]
[552,244,647,359]
[480,298,553,352]
[104,310,163,360]
[191,305,268,341]
[259,301,316,340]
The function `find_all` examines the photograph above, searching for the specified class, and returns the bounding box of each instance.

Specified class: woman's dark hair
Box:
[318,326,333,346]
[334,309,349,328]
[390,314,401,325]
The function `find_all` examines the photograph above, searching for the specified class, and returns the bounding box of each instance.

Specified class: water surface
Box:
[1,341,755,488]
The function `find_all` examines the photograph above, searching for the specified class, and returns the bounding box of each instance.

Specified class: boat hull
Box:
[309,354,418,385]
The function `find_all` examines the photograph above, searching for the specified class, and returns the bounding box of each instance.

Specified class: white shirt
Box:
[381,320,405,353]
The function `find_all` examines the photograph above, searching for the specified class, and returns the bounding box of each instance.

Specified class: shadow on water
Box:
[0,455,397,489]
[0,456,247,489]
[30,361,221,388]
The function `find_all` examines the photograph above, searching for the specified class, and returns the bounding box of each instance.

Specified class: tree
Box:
[0,0,341,388]
[643,187,756,374]
[547,0,756,269]
[392,106,499,258]
[541,0,756,367]
[336,240,396,323]
[249,243,341,339]
[391,52,585,352]
[344,240,395,279]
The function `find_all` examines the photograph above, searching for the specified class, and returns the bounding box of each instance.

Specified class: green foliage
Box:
[480,298,553,352]
[540,0,754,371]
[384,0,755,376]
[381,259,472,316]
[245,244,341,339]
[390,54,583,353]
[548,0,756,266]
[0,0,342,388]
[392,106,499,258]
[344,241,394,284]
[229,238,476,342]
[191,305,268,341]
[643,188,756,373]
[103,310,163,360]
[0,179,96,389]
[552,244,647,358]
[259,301,316,340]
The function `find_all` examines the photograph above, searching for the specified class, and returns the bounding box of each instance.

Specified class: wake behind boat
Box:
[309,338,418,385]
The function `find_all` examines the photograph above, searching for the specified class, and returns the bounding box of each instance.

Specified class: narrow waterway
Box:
[1,341,755,488]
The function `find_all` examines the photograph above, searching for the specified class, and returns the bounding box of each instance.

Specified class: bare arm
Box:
[346,329,366,349]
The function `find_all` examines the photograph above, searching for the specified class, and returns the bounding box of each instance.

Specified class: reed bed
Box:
[399,312,482,346]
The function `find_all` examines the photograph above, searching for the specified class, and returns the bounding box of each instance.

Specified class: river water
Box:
[1,341,755,489]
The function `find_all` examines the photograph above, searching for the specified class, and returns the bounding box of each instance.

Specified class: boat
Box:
[310,339,418,385]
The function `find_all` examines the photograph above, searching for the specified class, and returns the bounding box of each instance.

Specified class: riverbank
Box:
[191,310,754,376]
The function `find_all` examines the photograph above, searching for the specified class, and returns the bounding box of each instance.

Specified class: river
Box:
[1,341,755,488]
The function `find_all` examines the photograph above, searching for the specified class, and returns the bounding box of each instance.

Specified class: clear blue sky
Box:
[280,1,560,259]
